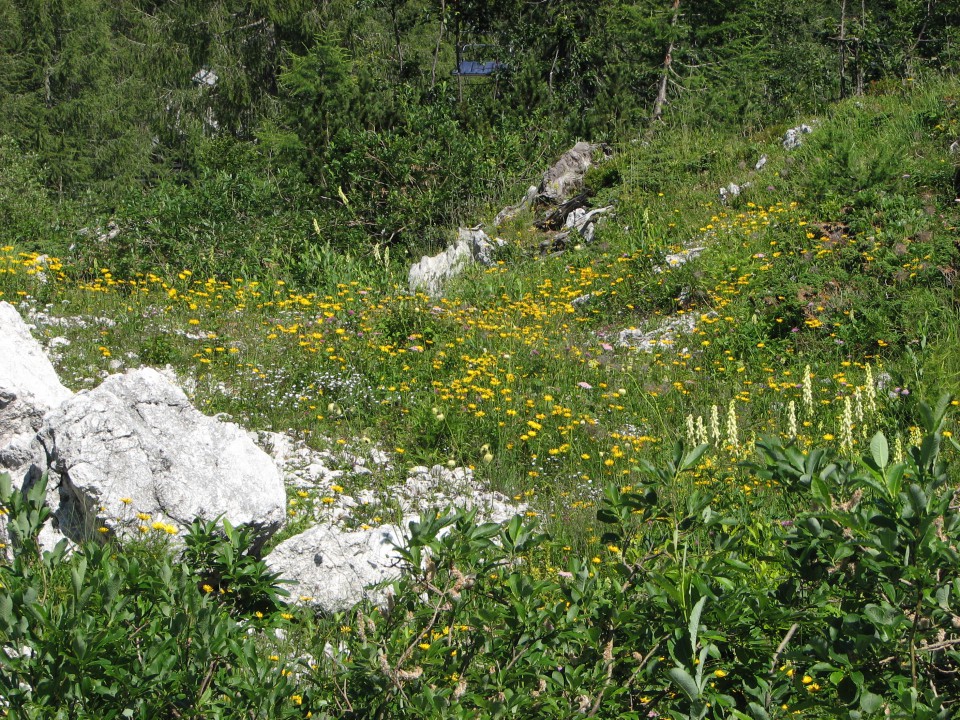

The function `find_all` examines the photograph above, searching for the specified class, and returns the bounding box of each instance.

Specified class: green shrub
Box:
[0,474,300,719]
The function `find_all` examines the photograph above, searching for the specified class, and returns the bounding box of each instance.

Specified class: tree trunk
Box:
[389,1,403,75]
[839,0,847,99]
[855,0,865,95]
[430,0,445,88]
[649,0,681,128]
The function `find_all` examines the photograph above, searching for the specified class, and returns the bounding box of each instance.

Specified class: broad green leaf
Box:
[680,443,710,472]
[885,463,905,498]
[688,595,707,656]
[668,666,700,702]
[869,432,889,469]
[810,475,831,505]
[804,517,823,537]
[860,691,883,712]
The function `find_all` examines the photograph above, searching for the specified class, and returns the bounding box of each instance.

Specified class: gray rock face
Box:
[540,141,599,203]
[0,301,73,452]
[38,368,286,547]
[408,227,496,296]
[266,523,404,613]
[783,124,813,150]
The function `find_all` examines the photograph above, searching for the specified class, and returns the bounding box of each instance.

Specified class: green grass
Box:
[4,75,960,526]
[3,72,960,719]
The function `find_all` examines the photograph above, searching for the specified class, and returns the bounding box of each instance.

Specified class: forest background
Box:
[2,0,959,282]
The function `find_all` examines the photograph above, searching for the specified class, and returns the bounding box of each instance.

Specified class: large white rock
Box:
[0,301,72,452]
[266,523,404,613]
[408,227,496,296]
[0,301,74,554]
[37,367,286,547]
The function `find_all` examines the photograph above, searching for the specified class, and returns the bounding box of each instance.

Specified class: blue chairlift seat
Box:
[455,59,505,76]
[453,45,506,77]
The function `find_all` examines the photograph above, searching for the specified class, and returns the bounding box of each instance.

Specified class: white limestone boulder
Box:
[37,367,286,548]
[783,124,813,150]
[265,523,404,613]
[408,227,497,296]
[0,301,74,555]
[0,301,73,468]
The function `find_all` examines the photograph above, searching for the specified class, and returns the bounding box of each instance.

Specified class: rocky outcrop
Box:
[0,301,74,553]
[1,301,526,614]
[37,368,286,548]
[409,142,610,293]
[539,141,600,203]
[783,124,813,150]
[266,523,404,613]
[408,227,498,296]
[0,302,73,452]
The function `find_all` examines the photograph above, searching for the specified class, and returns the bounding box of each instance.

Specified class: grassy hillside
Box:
[2,75,960,718]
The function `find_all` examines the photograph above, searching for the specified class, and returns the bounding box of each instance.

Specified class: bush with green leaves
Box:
[0,474,301,720]
[182,516,289,617]
[753,395,960,719]
[293,405,960,719]
[3,395,960,718]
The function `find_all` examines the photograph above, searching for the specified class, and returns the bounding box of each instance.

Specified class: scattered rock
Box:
[618,313,705,353]
[24,304,116,330]
[567,205,613,232]
[783,124,813,150]
[493,185,538,227]
[719,182,751,205]
[755,154,768,171]
[408,227,497,296]
[97,221,121,244]
[656,247,705,272]
[536,193,591,231]
[398,465,522,524]
[265,523,405,613]
[38,368,286,549]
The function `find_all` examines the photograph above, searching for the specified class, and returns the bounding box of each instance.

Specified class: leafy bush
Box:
[0,474,300,719]
[3,401,960,718]
[753,395,960,718]
[182,516,289,617]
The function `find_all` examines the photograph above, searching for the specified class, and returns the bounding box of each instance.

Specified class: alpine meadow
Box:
[3,1,960,718]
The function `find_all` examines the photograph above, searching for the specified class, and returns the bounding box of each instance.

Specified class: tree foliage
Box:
[0,0,958,278]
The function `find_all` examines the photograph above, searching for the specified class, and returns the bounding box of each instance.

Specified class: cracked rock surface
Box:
[266,524,405,613]
[38,367,286,548]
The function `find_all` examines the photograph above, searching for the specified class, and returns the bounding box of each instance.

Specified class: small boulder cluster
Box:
[408,141,613,296]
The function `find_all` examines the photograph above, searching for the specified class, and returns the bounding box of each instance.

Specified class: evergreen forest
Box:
[1,0,958,276]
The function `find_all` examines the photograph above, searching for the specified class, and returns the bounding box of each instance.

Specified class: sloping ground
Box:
[1,79,959,526]
[3,75,960,720]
